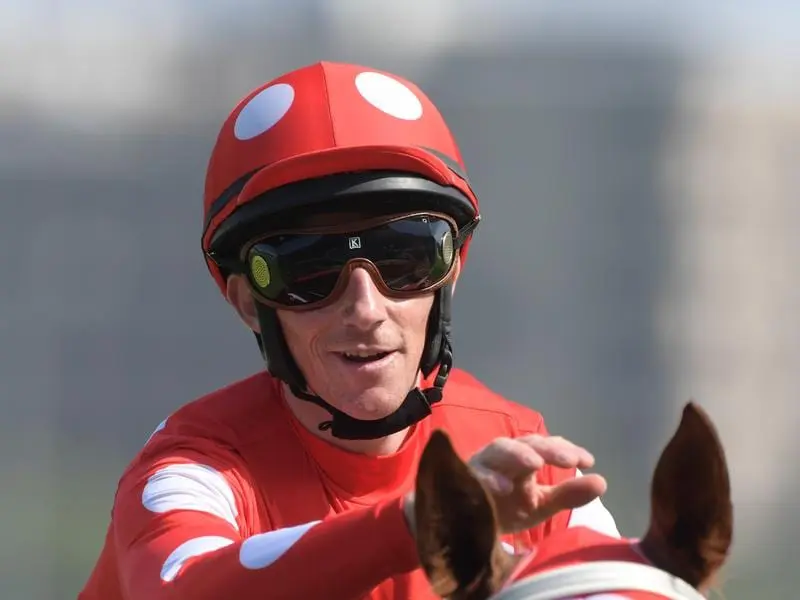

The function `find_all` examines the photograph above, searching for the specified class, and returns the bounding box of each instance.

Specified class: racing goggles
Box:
[238,212,468,310]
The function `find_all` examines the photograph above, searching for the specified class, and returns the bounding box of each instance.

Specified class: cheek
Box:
[276,312,321,358]
[400,295,435,347]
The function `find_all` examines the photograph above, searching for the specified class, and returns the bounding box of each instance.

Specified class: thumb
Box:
[540,473,608,515]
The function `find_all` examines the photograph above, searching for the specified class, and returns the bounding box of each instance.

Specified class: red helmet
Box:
[200,62,481,440]
[201,61,480,298]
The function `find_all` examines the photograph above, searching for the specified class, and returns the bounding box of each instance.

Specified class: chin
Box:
[332,387,407,421]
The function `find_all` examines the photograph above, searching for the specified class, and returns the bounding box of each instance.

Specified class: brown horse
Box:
[413,402,733,600]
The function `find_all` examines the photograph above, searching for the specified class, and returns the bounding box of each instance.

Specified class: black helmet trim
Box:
[206,170,476,260]
[420,147,471,184]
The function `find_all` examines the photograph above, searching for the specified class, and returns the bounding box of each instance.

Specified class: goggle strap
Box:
[455,216,481,248]
[206,252,246,275]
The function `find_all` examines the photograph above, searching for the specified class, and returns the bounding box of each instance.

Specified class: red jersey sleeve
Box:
[111,437,420,600]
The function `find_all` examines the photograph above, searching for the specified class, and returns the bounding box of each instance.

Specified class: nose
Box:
[337,266,388,329]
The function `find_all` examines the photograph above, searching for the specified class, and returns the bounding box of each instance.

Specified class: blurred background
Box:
[1,1,798,598]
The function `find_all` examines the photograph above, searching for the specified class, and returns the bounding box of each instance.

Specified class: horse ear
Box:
[414,430,517,599]
[640,401,733,590]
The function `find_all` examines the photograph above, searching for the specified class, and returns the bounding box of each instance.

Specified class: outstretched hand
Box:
[467,434,607,533]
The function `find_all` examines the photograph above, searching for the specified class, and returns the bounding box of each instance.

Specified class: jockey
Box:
[79,61,619,600]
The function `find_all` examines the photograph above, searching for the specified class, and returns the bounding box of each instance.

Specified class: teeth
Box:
[344,350,384,358]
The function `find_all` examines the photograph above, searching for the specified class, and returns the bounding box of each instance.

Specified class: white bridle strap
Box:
[492,561,707,600]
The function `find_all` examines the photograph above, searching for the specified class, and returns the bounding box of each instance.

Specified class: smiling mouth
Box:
[339,351,393,363]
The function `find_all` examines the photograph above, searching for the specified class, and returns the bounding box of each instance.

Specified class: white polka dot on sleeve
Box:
[142,463,239,531]
[160,536,236,582]
[239,521,320,570]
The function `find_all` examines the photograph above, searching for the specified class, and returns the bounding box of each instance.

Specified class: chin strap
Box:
[291,341,453,440]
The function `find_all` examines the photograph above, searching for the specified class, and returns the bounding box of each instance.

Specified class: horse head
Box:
[413,402,733,600]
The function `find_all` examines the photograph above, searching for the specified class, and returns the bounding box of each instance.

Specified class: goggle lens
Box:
[244,213,459,309]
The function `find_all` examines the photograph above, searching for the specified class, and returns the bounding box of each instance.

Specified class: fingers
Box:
[474,437,546,474]
[472,435,595,479]
[494,474,608,533]
[468,437,540,495]
[469,433,601,508]
[471,464,515,495]
[540,473,608,516]
[518,434,596,469]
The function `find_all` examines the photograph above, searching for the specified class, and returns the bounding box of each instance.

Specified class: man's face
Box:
[277,268,434,420]
[226,210,448,421]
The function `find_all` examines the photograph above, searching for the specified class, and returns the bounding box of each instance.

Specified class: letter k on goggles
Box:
[214,212,476,310]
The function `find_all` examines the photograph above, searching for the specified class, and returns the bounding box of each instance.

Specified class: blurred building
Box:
[658,48,800,566]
